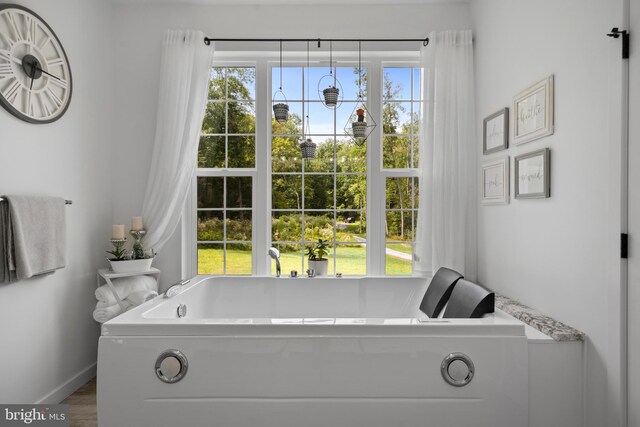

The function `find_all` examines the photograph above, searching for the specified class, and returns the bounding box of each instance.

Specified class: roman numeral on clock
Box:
[26,15,37,43]
[2,78,21,104]
[47,58,64,68]
[39,92,52,117]
[5,12,24,43]
[49,76,68,90]
[0,49,10,62]
[37,35,51,51]
[0,63,13,79]
[45,87,63,108]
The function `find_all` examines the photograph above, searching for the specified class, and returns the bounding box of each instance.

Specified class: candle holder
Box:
[107,238,127,260]
[130,229,147,260]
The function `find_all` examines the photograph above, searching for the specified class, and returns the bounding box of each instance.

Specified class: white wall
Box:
[472,1,625,426]
[0,0,113,403]
[110,2,473,287]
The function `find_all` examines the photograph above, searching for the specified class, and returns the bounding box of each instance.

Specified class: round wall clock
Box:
[0,4,72,124]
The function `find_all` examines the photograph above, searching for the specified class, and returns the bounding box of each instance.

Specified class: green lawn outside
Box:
[198,247,412,276]
[386,243,413,255]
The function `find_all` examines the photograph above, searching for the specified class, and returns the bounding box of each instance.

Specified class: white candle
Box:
[112,224,125,240]
[131,216,144,231]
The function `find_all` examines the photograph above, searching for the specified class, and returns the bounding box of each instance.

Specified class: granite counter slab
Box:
[496,294,585,342]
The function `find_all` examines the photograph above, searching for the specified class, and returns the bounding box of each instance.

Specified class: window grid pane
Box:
[385,177,418,275]
[200,67,256,169]
[382,68,421,276]
[383,67,422,169]
[197,175,253,275]
[271,66,368,276]
[197,66,256,275]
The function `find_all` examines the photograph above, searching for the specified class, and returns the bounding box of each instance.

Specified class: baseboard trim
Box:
[37,363,97,404]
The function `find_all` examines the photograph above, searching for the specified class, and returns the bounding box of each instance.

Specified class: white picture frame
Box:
[515,148,550,199]
[483,108,509,154]
[512,75,554,145]
[481,156,510,205]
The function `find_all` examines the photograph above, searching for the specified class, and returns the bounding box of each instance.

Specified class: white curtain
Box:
[141,30,213,252]
[415,30,477,279]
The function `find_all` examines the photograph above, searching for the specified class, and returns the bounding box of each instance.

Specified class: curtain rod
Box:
[0,197,72,205]
[203,37,429,47]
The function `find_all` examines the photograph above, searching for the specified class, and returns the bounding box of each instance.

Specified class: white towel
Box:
[0,195,66,282]
[93,301,132,323]
[95,275,157,306]
[96,288,158,308]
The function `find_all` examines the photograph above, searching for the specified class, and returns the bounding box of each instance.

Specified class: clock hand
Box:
[34,66,62,82]
[29,64,35,91]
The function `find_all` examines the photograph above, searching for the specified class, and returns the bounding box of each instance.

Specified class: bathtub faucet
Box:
[268,247,281,277]
[163,279,190,298]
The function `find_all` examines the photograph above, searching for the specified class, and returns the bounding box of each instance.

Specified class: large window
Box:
[192,55,422,277]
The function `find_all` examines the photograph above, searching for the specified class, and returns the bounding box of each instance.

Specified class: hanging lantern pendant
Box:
[301,112,316,159]
[344,41,377,144]
[318,41,343,109]
[345,102,376,145]
[352,107,367,139]
[273,92,289,123]
[300,137,317,159]
[301,40,316,159]
[272,40,289,123]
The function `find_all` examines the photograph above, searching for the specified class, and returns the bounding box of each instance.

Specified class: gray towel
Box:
[0,201,14,282]
[0,196,66,282]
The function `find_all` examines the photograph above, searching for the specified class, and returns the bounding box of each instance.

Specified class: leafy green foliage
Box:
[198,214,252,250]
[106,240,127,260]
[306,239,330,261]
[132,241,145,259]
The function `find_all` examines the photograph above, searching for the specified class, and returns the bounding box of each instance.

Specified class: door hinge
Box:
[607,28,630,59]
[622,233,628,259]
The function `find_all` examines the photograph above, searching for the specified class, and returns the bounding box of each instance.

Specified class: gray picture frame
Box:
[481,156,510,205]
[514,148,550,199]
[483,108,509,155]
[512,76,554,145]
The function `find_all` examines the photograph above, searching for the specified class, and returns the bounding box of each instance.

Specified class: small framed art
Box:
[513,75,554,145]
[481,156,509,205]
[483,108,509,154]
[514,148,550,199]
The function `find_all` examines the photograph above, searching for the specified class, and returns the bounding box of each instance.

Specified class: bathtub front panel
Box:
[98,335,528,427]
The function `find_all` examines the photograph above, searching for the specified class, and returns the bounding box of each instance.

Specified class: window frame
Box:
[184,52,422,278]
[382,65,424,275]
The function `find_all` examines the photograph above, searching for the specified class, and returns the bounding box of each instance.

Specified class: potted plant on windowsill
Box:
[306,239,330,277]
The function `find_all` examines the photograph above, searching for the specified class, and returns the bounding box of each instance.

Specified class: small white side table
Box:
[97,267,161,311]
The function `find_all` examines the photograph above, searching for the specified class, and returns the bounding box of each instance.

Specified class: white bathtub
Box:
[97,276,528,427]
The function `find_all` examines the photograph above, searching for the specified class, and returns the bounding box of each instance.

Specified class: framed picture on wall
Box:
[481,156,510,205]
[514,148,550,199]
[513,75,554,145]
[483,108,509,154]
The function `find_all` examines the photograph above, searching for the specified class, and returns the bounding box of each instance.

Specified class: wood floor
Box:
[62,377,97,427]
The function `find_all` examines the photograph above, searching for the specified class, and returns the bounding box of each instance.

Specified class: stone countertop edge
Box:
[495,294,585,342]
